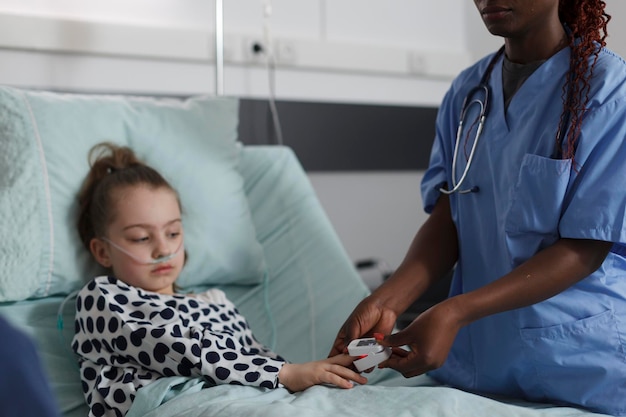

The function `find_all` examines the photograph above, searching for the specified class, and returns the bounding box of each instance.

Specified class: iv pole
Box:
[215,0,224,96]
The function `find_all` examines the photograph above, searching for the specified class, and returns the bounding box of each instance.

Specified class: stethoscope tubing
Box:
[440,47,505,195]
[442,92,488,195]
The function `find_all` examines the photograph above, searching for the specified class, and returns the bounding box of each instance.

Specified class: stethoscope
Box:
[440,45,574,195]
[440,46,505,195]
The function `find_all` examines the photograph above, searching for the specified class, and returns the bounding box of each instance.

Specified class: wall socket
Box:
[243,37,266,64]
[241,36,297,66]
[274,39,297,65]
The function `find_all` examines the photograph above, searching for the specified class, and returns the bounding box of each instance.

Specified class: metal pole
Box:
[215,0,224,96]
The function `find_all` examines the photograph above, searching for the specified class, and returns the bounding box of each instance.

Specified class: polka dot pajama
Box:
[72,276,285,417]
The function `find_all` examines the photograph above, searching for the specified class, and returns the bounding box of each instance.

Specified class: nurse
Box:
[330,1,626,415]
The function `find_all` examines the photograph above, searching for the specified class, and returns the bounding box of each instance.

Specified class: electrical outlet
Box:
[274,39,297,66]
[243,37,266,65]
[408,51,428,75]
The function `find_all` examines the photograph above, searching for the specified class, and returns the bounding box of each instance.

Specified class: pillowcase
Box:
[0,86,266,302]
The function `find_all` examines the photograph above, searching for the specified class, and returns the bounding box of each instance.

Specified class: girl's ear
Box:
[90,238,112,268]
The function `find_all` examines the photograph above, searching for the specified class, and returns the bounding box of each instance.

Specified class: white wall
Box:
[1,0,625,272]
[0,0,466,105]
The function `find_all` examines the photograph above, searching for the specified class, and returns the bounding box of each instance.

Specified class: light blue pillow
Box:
[0,87,266,302]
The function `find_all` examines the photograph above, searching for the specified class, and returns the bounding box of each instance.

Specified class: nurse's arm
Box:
[328,195,458,357]
[451,238,613,327]
[375,194,459,317]
[379,238,612,377]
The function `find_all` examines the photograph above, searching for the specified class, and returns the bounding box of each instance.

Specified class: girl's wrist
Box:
[277,363,292,391]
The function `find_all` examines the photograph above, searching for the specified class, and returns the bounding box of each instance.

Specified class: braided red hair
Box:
[557,0,610,161]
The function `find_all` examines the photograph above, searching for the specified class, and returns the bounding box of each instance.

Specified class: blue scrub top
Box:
[422,46,626,416]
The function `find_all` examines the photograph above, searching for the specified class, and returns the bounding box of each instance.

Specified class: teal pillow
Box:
[0,87,266,301]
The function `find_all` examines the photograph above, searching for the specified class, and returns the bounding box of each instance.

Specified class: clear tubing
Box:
[101,237,183,265]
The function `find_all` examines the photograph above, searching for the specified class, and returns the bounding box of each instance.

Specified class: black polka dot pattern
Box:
[72,276,285,417]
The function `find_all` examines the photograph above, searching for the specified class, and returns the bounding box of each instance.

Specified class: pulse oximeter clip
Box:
[347,337,391,372]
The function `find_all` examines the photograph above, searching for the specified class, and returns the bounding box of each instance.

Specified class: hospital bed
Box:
[0,86,610,417]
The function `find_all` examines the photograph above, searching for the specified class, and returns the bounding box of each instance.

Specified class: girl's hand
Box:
[278,354,368,392]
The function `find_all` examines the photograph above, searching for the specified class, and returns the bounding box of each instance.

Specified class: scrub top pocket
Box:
[520,309,626,414]
[504,154,572,267]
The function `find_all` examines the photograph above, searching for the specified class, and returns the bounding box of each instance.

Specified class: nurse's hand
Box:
[377,297,463,377]
[328,293,398,358]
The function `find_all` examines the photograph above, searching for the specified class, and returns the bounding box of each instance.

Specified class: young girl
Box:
[72,142,366,417]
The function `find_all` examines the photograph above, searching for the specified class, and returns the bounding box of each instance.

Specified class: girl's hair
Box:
[558,0,610,160]
[77,142,178,250]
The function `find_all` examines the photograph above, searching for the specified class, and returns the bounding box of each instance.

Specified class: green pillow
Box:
[0,87,266,301]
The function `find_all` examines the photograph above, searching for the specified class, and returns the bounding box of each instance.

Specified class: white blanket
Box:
[126,371,611,417]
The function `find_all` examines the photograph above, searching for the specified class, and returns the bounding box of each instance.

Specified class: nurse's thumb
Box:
[374,331,408,348]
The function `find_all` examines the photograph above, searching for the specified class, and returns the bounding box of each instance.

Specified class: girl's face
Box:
[89,185,185,295]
